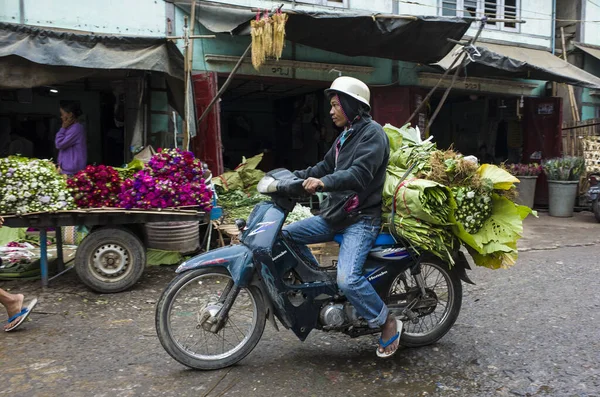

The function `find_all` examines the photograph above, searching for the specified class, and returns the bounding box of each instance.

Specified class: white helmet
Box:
[325,76,371,109]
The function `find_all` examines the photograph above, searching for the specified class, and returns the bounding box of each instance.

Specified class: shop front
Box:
[0,22,185,167]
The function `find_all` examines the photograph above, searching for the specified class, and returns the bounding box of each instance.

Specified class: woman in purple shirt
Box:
[55,101,87,175]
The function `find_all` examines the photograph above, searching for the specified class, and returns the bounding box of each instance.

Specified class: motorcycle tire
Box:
[155,267,266,370]
[392,257,463,348]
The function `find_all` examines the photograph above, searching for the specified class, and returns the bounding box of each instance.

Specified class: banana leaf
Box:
[239,168,265,190]
[478,164,520,191]
[382,165,408,211]
[235,153,264,171]
[213,171,244,191]
[383,123,422,146]
[467,243,518,270]
[384,125,403,151]
[450,193,537,259]
[215,153,264,191]
[394,179,455,225]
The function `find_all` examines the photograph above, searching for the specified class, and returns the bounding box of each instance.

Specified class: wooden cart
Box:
[1,208,208,293]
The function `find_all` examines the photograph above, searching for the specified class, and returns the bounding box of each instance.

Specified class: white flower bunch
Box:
[0,156,75,215]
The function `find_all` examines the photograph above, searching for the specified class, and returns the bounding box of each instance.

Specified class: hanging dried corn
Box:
[272,10,288,60]
[251,12,265,70]
[262,11,274,59]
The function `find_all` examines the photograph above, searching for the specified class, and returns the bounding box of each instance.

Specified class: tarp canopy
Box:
[0,22,185,115]
[175,2,471,64]
[434,42,600,89]
[573,42,600,64]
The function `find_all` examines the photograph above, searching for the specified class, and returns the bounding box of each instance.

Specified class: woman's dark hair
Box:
[60,101,83,118]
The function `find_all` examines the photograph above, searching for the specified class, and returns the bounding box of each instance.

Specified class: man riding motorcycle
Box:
[284,76,401,358]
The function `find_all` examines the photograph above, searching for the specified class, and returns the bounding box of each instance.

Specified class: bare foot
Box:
[378,315,399,355]
[3,293,24,330]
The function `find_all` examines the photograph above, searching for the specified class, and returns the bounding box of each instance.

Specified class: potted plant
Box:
[542,156,585,217]
[507,163,543,209]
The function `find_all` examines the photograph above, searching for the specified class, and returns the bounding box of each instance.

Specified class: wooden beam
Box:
[182,15,190,150]
[561,27,581,122]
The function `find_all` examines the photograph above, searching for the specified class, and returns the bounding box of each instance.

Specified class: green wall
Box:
[582,53,600,120]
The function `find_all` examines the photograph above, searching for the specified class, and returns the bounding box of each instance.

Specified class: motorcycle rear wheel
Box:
[155,267,266,370]
[388,257,462,348]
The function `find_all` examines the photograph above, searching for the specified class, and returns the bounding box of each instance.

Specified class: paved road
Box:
[1,244,599,397]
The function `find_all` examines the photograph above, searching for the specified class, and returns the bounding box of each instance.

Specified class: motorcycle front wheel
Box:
[388,257,463,348]
[155,267,266,370]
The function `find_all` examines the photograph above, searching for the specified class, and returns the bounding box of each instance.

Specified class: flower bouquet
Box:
[67,165,123,208]
[507,163,543,177]
[0,156,74,215]
[118,148,213,211]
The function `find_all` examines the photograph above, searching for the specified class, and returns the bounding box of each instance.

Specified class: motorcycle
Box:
[155,168,474,370]
[586,173,600,222]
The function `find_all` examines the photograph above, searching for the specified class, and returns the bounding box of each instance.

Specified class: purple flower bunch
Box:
[118,148,213,210]
[507,163,543,177]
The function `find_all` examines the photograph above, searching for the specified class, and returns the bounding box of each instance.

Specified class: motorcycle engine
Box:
[319,303,360,329]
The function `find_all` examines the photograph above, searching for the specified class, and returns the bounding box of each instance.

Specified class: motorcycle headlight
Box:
[257,176,278,194]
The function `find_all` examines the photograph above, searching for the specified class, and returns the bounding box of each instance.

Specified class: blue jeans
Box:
[283,215,388,328]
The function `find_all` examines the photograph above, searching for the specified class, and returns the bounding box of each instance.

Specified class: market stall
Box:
[0,148,214,293]
[2,208,208,292]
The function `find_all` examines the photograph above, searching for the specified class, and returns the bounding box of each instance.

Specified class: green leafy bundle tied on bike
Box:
[392,179,455,226]
[391,215,457,265]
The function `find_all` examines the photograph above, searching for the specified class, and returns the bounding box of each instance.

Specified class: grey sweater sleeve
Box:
[293,143,336,179]
[320,130,387,192]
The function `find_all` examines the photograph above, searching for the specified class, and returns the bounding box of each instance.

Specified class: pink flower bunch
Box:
[507,163,543,177]
[67,165,123,208]
[118,148,213,210]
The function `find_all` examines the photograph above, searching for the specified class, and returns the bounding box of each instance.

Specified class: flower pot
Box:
[515,176,538,208]
[547,180,578,217]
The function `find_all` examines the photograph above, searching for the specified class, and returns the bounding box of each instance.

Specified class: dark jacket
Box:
[294,116,390,229]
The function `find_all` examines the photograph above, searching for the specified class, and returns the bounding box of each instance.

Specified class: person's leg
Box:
[336,217,400,355]
[0,288,24,330]
[283,216,336,266]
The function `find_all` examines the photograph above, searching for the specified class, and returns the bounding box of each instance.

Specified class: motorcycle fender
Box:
[250,276,280,332]
[175,244,254,287]
[453,251,476,285]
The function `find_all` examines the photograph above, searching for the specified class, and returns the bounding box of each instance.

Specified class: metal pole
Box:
[197,43,252,126]
[40,228,48,288]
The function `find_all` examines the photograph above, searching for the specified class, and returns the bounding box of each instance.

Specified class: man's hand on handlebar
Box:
[303,177,324,195]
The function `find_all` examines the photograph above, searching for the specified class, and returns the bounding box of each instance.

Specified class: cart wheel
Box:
[75,227,146,293]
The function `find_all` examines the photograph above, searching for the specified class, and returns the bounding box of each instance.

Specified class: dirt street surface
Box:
[1,211,599,397]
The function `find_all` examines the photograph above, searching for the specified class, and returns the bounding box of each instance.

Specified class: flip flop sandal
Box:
[5,298,38,332]
[376,319,403,359]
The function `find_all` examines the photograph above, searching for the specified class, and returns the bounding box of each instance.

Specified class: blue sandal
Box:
[5,298,37,332]
[376,319,403,358]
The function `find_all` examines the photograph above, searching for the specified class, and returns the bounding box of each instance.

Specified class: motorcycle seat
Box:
[333,233,397,247]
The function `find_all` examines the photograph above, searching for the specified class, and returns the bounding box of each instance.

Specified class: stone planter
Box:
[547,180,579,217]
[515,175,538,209]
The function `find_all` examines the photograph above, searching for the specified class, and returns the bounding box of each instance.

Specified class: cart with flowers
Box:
[0,149,213,293]
[1,208,209,292]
